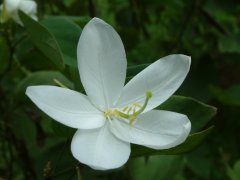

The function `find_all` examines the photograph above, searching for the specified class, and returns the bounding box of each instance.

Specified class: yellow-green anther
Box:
[133,103,142,108]
[116,91,153,124]
[104,91,153,124]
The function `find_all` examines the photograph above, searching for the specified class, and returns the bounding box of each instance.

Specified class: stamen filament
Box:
[104,91,152,125]
[122,106,129,112]
[127,107,132,114]
[114,110,130,119]
[53,78,68,88]
[114,91,152,124]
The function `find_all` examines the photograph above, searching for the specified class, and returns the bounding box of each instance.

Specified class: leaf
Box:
[233,161,240,179]
[51,120,75,138]
[19,11,65,69]
[41,17,82,67]
[129,155,183,180]
[131,126,214,157]
[185,147,213,179]
[0,36,10,74]
[15,71,74,96]
[127,63,149,77]
[210,85,240,106]
[33,139,77,180]
[159,95,217,132]
[13,110,37,148]
[218,36,240,53]
[46,15,91,28]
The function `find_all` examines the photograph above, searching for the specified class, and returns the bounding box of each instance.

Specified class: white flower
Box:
[26,18,191,170]
[0,0,37,25]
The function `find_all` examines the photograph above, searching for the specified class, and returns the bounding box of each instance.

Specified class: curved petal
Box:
[5,0,21,12]
[77,18,127,111]
[71,123,130,170]
[110,110,191,149]
[19,0,37,15]
[116,54,191,112]
[26,86,105,129]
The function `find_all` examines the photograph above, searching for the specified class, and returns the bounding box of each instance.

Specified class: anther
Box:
[104,91,153,125]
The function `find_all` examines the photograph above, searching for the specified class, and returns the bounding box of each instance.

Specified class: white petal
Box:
[1,0,21,23]
[5,0,21,12]
[71,123,130,170]
[19,0,37,15]
[26,86,105,129]
[77,18,127,111]
[110,110,191,149]
[116,54,191,112]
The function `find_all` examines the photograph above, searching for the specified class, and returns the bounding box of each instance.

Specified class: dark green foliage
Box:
[1,0,239,179]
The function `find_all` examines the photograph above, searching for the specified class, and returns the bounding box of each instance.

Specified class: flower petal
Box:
[77,18,127,111]
[110,110,191,149]
[71,123,130,170]
[26,86,105,129]
[19,0,37,15]
[116,54,191,112]
[5,0,21,12]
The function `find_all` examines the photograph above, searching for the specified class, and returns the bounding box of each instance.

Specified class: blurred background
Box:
[0,0,240,179]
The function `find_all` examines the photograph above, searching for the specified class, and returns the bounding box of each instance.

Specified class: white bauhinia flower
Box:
[26,18,191,170]
[0,0,37,25]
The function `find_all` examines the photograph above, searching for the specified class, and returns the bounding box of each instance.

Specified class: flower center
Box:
[104,91,152,125]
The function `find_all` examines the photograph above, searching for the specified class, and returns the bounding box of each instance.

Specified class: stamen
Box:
[127,107,132,114]
[103,91,153,124]
[115,110,131,119]
[122,106,129,112]
[133,103,142,108]
[53,78,68,88]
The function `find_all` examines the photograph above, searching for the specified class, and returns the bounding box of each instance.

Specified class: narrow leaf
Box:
[41,17,82,67]
[19,11,65,69]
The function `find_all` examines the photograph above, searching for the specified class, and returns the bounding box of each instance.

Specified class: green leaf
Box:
[46,15,91,28]
[185,148,213,179]
[233,161,240,179]
[51,120,75,138]
[127,63,149,77]
[41,17,82,67]
[159,95,217,132]
[13,110,37,148]
[19,11,65,70]
[218,35,240,53]
[0,36,10,74]
[210,85,240,106]
[15,71,74,96]
[129,155,183,180]
[226,160,240,180]
[131,126,214,157]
